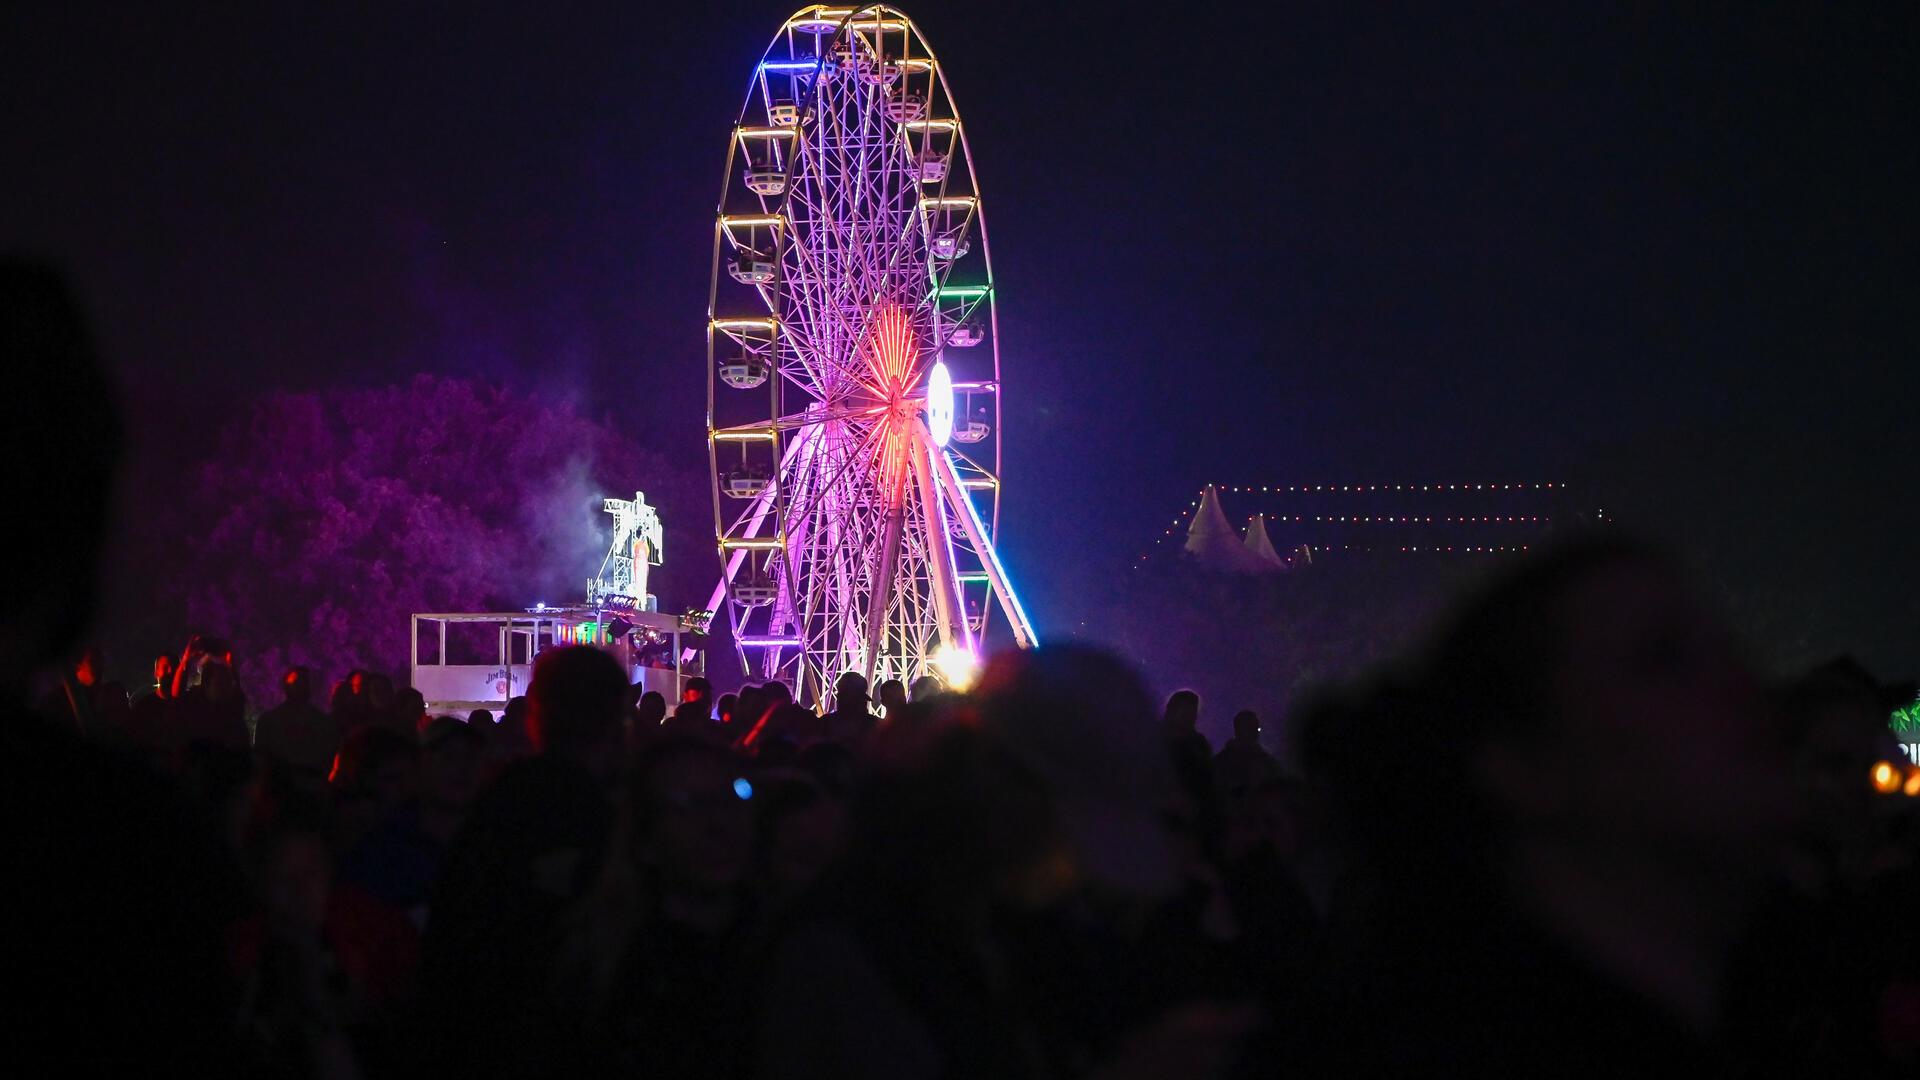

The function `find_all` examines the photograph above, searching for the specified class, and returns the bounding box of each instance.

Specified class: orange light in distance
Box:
[1872,761,1901,795]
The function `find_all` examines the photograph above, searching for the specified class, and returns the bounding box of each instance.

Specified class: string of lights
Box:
[1240,515,1549,524]
[1210,482,1565,493]
[1135,481,1578,568]
[1136,544,1535,564]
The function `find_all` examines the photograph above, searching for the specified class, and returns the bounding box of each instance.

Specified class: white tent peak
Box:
[1244,513,1285,568]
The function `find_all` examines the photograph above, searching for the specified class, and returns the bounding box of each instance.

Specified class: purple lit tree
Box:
[165,375,705,698]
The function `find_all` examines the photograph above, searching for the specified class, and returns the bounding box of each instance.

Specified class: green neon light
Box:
[1893,694,1920,735]
[934,284,991,300]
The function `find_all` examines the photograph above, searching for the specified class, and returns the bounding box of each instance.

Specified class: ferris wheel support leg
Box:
[930,446,1038,650]
[861,499,906,691]
[910,424,971,654]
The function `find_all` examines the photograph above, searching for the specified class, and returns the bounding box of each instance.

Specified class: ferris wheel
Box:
[703,4,1036,705]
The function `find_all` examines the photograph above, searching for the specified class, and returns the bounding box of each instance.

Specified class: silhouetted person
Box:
[466,707,494,727]
[753,771,848,913]
[420,645,628,1080]
[37,643,104,734]
[364,671,396,719]
[825,671,881,745]
[877,677,908,720]
[489,693,533,764]
[662,698,719,742]
[0,261,244,1071]
[682,674,714,716]
[342,718,483,926]
[909,673,944,703]
[256,666,338,783]
[127,652,176,748]
[734,684,765,732]
[753,720,1060,1080]
[329,669,373,731]
[555,738,758,1076]
[1296,537,1795,1077]
[329,724,421,859]
[741,680,806,749]
[389,686,428,737]
[1162,688,1202,741]
[1215,709,1279,804]
[638,688,669,725]
[173,648,249,750]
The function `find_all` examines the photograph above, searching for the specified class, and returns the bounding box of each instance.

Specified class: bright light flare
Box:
[927,361,953,446]
[1873,761,1901,794]
[931,643,980,691]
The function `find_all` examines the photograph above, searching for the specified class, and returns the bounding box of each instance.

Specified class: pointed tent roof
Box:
[1185,485,1239,557]
[1244,513,1285,568]
[1186,486,1270,572]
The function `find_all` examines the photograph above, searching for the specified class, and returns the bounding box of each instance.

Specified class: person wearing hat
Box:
[824,671,881,746]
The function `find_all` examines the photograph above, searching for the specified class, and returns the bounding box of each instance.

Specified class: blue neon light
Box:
[943,450,1038,646]
[761,60,821,74]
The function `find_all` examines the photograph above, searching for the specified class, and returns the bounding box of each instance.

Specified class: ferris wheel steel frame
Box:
[703,4,1035,705]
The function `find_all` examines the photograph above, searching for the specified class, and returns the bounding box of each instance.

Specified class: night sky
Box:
[8,4,1916,671]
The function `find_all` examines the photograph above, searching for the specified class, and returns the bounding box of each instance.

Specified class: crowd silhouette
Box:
[9,261,1920,1078]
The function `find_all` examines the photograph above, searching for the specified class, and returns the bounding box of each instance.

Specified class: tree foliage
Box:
[166,375,705,697]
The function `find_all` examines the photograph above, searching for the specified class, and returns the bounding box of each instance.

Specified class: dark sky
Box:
[8,4,1916,668]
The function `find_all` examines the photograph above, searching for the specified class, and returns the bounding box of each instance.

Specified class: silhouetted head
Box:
[392,687,427,730]
[421,717,486,810]
[1164,690,1200,732]
[909,674,943,703]
[467,708,495,727]
[683,675,713,708]
[763,680,793,706]
[637,689,668,726]
[735,686,765,725]
[73,646,103,688]
[282,666,312,704]
[527,646,629,764]
[198,638,234,668]
[330,725,419,812]
[977,644,1182,900]
[834,671,869,709]
[365,672,395,711]
[1301,536,1790,881]
[851,721,1059,915]
[199,659,240,702]
[716,693,738,725]
[877,678,908,714]
[1232,709,1260,743]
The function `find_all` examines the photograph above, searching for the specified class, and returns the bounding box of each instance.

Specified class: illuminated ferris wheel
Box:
[703,4,1035,704]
